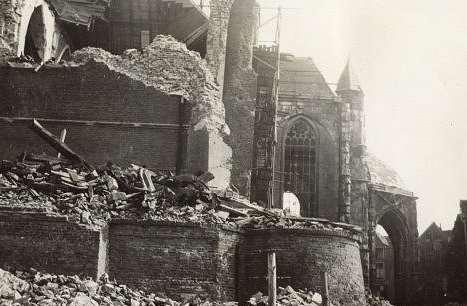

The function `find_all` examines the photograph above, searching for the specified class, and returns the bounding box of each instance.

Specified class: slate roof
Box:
[351,152,414,196]
[279,54,335,100]
[366,153,406,190]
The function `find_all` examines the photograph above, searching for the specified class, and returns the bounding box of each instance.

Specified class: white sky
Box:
[257,0,467,233]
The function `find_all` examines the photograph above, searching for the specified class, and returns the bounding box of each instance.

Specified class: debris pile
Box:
[0,150,238,226]
[0,268,237,306]
[365,293,394,306]
[242,215,348,231]
[247,286,323,306]
[0,119,360,235]
[72,35,227,134]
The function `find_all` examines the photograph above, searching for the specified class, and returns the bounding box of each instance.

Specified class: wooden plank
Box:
[30,119,94,170]
[57,128,67,158]
[218,203,248,217]
[268,251,277,306]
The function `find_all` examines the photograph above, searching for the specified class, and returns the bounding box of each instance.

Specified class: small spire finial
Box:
[336,58,362,92]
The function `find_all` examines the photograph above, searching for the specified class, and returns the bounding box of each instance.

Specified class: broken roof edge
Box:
[47,0,111,27]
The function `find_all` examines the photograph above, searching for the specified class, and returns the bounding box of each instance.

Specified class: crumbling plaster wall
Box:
[0,0,69,62]
[222,0,258,195]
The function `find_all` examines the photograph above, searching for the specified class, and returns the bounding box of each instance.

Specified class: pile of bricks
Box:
[0,150,233,226]
[247,286,322,306]
[0,268,238,306]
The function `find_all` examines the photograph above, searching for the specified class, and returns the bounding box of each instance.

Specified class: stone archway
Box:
[16,0,56,61]
[369,190,418,306]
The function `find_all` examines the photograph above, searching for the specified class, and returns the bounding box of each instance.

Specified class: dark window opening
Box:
[284,118,317,217]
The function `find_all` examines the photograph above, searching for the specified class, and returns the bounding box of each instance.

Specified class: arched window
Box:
[284,118,317,217]
[24,6,45,61]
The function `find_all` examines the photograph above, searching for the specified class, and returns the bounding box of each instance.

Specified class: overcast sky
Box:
[257,0,467,233]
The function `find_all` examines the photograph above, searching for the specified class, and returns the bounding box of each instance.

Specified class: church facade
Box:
[251,51,419,306]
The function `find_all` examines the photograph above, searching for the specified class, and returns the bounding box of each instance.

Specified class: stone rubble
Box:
[0,147,358,234]
[0,152,231,226]
[247,286,322,306]
[0,268,237,306]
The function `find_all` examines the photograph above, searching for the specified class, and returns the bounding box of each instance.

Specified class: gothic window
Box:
[284,119,317,217]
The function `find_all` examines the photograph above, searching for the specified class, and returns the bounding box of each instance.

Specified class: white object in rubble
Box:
[312,292,322,304]
[282,191,300,217]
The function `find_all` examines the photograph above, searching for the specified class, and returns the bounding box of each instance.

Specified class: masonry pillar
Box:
[222,0,259,195]
[205,0,235,93]
[338,101,352,223]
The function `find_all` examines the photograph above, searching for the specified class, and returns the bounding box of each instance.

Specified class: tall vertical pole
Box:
[323,271,330,306]
[268,252,277,306]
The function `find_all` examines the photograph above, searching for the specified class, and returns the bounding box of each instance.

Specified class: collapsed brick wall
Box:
[108,220,241,301]
[222,0,258,195]
[0,211,107,279]
[0,62,188,172]
[71,36,233,187]
[239,228,365,305]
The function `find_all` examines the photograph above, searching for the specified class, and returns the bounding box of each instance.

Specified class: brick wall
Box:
[0,211,365,303]
[0,210,107,279]
[108,220,241,301]
[0,63,190,172]
[239,228,365,305]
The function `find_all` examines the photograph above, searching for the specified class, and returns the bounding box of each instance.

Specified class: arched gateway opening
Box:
[372,207,411,306]
[24,6,45,61]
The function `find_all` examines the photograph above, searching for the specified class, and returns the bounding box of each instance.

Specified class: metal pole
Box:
[268,252,277,306]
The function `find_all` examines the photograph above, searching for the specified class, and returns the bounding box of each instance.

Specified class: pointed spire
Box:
[336,58,362,92]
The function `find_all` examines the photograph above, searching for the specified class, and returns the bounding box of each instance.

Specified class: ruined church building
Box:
[0,0,419,305]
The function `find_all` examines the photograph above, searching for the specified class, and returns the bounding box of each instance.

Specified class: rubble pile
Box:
[72,35,228,134]
[242,214,348,232]
[247,286,323,306]
[0,151,238,226]
[0,119,357,233]
[0,149,358,233]
[365,293,394,306]
[0,268,237,306]
[0,154,358,233]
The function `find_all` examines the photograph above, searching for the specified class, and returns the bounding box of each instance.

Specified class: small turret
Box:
[336,59,365,156]
[336,59,362,93]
